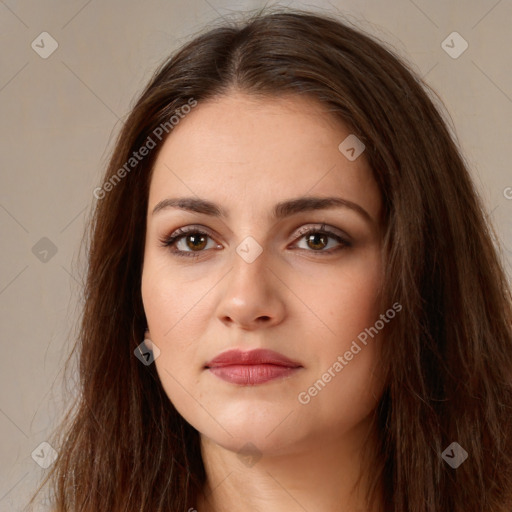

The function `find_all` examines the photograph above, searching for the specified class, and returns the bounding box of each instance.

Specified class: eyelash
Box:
[159,224,351,259]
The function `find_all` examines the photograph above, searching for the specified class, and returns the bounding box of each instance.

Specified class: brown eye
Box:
[184,233,208,251]
[161,227,220,258]
[305,232,329,251]
[293,225,351,254]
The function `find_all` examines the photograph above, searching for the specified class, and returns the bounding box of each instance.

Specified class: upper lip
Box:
[205,349,302,368]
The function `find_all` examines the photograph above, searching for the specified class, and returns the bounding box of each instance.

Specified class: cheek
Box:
[310,249,383,341]
[142,269,200,359]
[299,252,385,412]
[141,264,212,411]
[141,255,212,342]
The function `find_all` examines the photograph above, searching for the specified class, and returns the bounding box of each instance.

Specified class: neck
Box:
[196,414,384,512]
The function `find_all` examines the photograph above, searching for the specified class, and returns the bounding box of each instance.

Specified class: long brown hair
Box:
[29,7,512,511]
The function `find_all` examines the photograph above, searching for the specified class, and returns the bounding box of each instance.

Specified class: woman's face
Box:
[141,91,385,455]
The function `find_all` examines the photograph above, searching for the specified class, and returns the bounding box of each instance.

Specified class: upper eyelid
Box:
[293,223,347,239]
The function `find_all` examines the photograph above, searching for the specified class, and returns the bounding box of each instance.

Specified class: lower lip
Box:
[207,364,300,385]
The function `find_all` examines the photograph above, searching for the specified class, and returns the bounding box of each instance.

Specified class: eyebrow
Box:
[152,196,372,223]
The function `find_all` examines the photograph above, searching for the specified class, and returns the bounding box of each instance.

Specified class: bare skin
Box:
[142,90,386,512]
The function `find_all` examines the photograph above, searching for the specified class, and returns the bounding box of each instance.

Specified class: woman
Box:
[30,7,512,512]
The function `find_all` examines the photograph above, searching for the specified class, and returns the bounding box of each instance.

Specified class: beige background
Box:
[1,0,511,509]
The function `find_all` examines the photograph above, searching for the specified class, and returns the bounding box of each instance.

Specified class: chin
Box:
[193,405,312,457]
[201,426,301,458]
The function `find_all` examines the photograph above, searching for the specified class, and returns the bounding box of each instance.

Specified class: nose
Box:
[215,247,286,331]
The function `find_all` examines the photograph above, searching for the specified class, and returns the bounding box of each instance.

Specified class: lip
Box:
[205,349,302,385]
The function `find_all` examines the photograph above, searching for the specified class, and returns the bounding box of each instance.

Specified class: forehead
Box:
[148,92,380,220]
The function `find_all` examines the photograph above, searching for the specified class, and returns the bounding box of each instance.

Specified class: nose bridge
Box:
[229,236,270,294]
[216,237,285,328]
[226,202,269,272]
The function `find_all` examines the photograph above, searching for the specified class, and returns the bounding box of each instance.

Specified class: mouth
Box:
[204,349,302,386]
